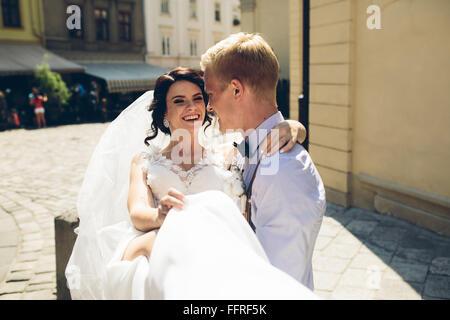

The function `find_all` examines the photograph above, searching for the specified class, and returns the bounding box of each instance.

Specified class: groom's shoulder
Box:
[257,143,316,182]
[278,143,313,170]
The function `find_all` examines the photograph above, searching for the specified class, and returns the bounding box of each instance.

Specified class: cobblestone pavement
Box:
[0,124,107,300]
[0,123,449,300]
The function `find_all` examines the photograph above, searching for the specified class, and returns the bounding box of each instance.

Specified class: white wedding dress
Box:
[66,91,317,300]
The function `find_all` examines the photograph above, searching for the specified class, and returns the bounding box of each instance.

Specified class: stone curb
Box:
[55,213,79,300]
[0,209,20,284]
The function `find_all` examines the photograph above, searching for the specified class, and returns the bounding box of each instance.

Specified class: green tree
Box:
[33,58,72,123]
[34,60,71,105]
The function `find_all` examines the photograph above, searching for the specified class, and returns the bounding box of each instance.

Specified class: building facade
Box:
[0,0,44,45]
[41,0,171,121]
[289,0,450,236]
[240,0,289,82]
[0,0,84,77]
[0,0,85,127]
[239,0,291,118]
[43,0,146,63]
[144,0,241,69]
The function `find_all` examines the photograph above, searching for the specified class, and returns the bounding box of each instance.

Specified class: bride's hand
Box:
[261,120,306,156]
[158,188,185,219]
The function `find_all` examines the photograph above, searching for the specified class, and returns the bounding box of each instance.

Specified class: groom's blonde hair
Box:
[200,32,279,103]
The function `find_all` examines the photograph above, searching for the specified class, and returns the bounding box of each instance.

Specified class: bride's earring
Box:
[163,119,169,128]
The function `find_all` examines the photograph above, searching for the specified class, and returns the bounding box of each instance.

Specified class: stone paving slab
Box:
[1,124,450,300]
[313,204,450,300]
[430,257,450,276]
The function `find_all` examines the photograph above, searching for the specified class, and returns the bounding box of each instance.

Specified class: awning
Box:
[0,43,85,76]
[80,62,170,93]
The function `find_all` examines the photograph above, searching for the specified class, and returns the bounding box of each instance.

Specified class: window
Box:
[214,3,221,22]
[1,0,21,28]
[161,0,169,14]
[189,0,197,19]
[162,36,170,56]
[68,5,83,39]
[94,8,109,41]
[232,6,240,26]
[232,16,240,26]
[118,11,131,42]
[190,39,197,57]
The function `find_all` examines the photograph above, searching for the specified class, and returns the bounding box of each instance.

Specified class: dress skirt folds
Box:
[69,190,317,300]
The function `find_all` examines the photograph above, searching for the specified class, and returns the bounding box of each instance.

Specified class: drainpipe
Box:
[30,0,45,47]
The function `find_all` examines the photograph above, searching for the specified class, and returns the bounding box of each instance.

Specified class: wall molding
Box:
[359,173,450,236]
[359,173,450,210]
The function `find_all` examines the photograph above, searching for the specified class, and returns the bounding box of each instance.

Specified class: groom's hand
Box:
[158,188,185,218]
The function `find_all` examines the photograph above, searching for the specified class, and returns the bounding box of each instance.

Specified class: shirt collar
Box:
[246,111,285,159]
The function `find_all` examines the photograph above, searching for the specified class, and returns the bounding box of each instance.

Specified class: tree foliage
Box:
[34,59,71,106]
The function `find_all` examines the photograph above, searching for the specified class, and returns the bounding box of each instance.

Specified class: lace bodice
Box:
[142,148,244,208]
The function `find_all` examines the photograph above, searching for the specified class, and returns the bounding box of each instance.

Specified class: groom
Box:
[200,33,326,290]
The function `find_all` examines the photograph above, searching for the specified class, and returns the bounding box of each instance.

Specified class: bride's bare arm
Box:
[122,229,159,261]
[127,153,163,232]
[262,120,307,156]
[128,153,185,232]
[123,154,185,262]
[218,120,307,169]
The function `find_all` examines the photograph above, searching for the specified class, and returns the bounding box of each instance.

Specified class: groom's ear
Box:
[230,78,244,99]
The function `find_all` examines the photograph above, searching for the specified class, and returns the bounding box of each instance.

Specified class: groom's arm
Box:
[251,149,325,288]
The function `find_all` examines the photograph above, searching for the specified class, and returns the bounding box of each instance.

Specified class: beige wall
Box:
[240,0,290,81]
[307,0,354,206]
[297,0,450,235]
[353,0,450,199]
[289,0,302,121]
[352,0,450,235]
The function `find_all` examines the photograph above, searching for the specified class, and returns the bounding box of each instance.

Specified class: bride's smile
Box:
[165,80,206,132]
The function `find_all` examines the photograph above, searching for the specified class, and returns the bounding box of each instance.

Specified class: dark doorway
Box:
[299,0,310,151]
[277,78,290,119]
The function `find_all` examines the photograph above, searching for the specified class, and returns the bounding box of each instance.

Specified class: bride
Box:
[66,67,318,300]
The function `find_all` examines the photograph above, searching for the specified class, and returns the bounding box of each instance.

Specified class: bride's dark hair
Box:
[144,67,212,146]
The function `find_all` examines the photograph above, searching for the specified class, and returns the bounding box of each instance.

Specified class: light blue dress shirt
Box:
[239,111,326,290]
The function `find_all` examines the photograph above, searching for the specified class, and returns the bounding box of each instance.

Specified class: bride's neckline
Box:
[159,148,210,173]
[148,151,214,186]
[145,147,226,187]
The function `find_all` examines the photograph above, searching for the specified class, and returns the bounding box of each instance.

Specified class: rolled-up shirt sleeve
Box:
[251,147,326,289]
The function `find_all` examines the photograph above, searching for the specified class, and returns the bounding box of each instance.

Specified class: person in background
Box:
[87,81,100,122]
[90,81,100,105]
[4,88,22,128]
[101,97,108,122]
[29,87,48,129]
[71,83,86,122]
[0,90,8,130]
